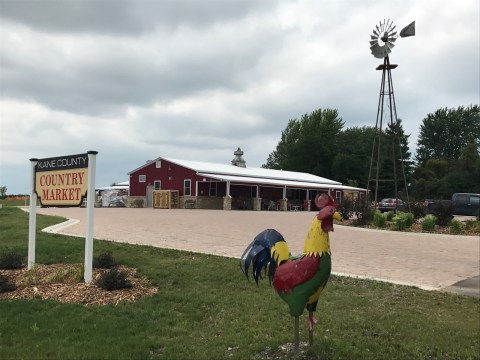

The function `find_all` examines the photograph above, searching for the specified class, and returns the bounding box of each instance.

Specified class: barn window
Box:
[154,180,161,190]
[139,175,146,182]
[336,191,341,203]
[184,180,191,196]
[156,160,161,168]
[209,182,217,197]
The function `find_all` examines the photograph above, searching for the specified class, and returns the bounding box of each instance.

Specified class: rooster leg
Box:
[294,316,299,352]
[308,310,318,346]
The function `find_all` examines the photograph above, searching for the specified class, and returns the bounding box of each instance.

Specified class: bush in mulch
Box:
[392,212,414,231]
[421,215,437,232]
[450,219,465,234]
[0,251,24,269]
[352,200,375,226]
[96,268,132,291]
[373,211,386,228]
[0,273,16,293]
[432,201,454,227]
[338,198,354,220]
[93,252,117,269]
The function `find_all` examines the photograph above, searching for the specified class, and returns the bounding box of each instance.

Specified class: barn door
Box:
[146,185,153,208]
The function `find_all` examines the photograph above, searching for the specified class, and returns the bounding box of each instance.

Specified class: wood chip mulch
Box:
[0,264,159,306]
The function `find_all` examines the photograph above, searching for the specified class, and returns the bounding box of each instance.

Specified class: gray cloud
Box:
[0,0,478,193]
[0,0,269,34]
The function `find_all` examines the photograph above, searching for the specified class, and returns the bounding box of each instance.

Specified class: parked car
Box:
[452,193,480,216]
[424,199,434,214]
[377,198,406,212]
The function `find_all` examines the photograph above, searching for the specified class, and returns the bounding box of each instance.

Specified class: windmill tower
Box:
[367,19,415,211]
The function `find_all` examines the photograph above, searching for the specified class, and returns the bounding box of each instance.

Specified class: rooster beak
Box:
[333,211,342,221]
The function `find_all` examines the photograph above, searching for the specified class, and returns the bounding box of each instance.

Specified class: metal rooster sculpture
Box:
[240,194,341,350]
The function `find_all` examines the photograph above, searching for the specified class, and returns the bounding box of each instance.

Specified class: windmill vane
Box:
[369,20,415,59]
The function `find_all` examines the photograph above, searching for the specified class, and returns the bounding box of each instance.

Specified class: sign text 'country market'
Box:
[35,153,89,206]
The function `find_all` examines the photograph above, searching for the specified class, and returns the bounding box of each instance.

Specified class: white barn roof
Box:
[128,156,366,192]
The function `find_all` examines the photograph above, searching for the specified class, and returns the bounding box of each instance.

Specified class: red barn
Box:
[127,148,367,210]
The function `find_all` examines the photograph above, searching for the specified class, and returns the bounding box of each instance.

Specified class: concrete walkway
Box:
[35,207,479,297]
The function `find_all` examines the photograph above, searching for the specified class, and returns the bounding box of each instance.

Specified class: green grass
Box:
[1,207,479,359]
[0,197,37,207]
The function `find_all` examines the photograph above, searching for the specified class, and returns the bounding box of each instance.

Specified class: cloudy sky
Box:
[1,0,478,194]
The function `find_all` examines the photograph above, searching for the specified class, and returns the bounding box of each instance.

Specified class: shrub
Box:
[384,211,395,221]
[409,201,427,220]
[131,199,144,208]
[392,212,414,231]
[432,201,454,227]
[465,220,480,233]
[45,264,84,284]
[0,274,16,292]
[352,200,374,226]
[449,219,465,235]
[421,215,437,232]
[0,251,24,269]
[400,212,415,228]
[373,211,386,228]
[21,266,37,286]
[96,268,132,291]
[338,198,354,220]
[93,252,117,269]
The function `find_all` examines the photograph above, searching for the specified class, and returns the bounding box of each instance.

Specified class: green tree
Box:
[374,119,412,199]
[411,143,480,199]
[415,105,480,166]
[0,186,6,199]
[332,126,376,187]
[263,109,344,179]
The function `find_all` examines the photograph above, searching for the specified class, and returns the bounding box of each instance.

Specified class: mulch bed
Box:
[0,264,159,306]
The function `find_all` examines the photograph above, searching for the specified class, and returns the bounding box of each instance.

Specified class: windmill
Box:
[367,19,415,211]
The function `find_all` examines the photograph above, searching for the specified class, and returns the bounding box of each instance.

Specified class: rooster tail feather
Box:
[240,229,289,284]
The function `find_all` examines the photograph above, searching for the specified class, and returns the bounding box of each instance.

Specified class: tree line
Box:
[263,105,480,201]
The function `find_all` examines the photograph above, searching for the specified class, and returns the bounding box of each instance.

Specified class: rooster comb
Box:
[314,193,337,209]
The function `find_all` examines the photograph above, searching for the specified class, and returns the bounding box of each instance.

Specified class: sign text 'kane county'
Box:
[35,153,89,206]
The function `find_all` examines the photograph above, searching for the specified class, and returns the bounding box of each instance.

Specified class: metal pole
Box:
[84,151,98,283]
[294,316,299,353]
[28,158,38,270]
[388,64,412,211]
[386,58,399,211]
[374,58,387,205]
[308,310,314,347]
[367,56,388,207]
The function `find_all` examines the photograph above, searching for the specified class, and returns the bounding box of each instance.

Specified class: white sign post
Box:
[28,158,38,270]
[84,151,97,283]
[27,151,98,282]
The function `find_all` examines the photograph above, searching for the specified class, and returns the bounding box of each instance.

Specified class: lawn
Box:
[0,207,479,359]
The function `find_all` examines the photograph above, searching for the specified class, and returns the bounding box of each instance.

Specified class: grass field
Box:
[0,207,479,359]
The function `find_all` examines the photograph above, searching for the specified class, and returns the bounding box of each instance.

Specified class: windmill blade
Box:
[385,19,393,33]
[387,36,397,43]
[370,40,378,46]
[371,35,378,40]
[386,42,395,51]
[373,29,379,37]
[400,21,415,37]
[371,44,386,59]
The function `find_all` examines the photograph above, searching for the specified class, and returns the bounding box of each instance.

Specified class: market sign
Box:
[29,151,98,282]
[35,153,89,207]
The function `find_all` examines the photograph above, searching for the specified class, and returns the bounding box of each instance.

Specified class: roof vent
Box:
[231,147,246,168]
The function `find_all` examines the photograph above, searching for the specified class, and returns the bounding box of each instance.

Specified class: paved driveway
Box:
[36,207,479,296]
